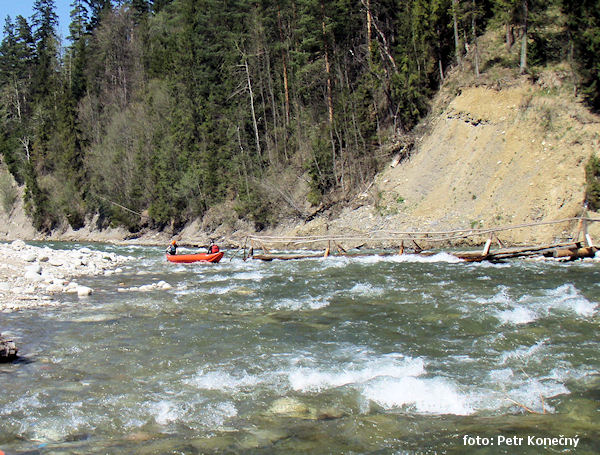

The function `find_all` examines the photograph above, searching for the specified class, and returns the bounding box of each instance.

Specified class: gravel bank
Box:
[0,240,130,313]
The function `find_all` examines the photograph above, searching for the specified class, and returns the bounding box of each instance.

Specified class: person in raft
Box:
[207,242,220,254]
[166,240,178,255]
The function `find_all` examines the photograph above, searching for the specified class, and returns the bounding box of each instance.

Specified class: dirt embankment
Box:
[287,77,600,247]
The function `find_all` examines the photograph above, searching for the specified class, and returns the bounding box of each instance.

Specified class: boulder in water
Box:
[0,334,18,362]
[267,397,310,418]
[76,285,93,297]
[46,283,64,293]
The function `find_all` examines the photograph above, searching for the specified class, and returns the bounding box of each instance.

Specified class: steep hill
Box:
[287,80,600,245]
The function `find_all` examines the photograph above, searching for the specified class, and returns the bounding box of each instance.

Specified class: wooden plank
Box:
[482,238,492,256]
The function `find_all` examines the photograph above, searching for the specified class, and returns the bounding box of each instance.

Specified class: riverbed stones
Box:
[118,281,173,292]
[0,242,131,310]
[0,333,18,362]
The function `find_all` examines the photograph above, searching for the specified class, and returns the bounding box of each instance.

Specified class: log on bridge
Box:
[242,216,600,263]
[454,242,598,262]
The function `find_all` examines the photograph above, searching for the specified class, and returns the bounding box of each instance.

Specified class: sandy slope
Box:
[287,79,600,247]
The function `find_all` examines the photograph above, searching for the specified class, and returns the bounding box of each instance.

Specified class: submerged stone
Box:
[268,397,310,418]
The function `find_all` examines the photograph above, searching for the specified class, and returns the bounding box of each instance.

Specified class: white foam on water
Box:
[233,271,266,281]
[544,283,597,317]
[274,296,331,310]
[495,283,596,325]
[496,306,537,325]
[201,401,238,429]
[398,252,461,263]
[26,402,92,443]
[364,252,463,264]
[148,400,182,425]
[488,368,514,382]
[348,283,384,296]
[288,355,425,393]
[185,369,261,391]
[475,286,513,306]
[500,340,547,365]
[501,379,568,413]
[146,398,238,430]
[363,376,474,415]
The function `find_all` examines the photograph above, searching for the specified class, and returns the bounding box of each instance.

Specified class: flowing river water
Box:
[1,243,599,454]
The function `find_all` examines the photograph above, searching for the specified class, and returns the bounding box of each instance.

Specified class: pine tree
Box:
[562,0,600,108]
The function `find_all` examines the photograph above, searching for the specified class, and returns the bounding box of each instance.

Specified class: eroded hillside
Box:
[290,76,600,246]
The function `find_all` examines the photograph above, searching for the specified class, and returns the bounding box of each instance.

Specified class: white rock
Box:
[24,271,44,282]
[138,284,154,292]
[79,247,92,254]
[38,254,49,262]
[77,286,93,297]
[49,257,64,267]
[46,284,64,293]
[11,239,26,250]
[114,268,123,274]
[65,282,78,293]
[0,283,10,292]
[158,281,172,290]
[23,252,37,262]
[26,264,42,275]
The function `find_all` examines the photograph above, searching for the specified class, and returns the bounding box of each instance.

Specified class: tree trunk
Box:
[506,23,514,50]
[244,58,262,160]
[365,0,373,60]
[472,0,479,77]
[276,5,290,126]
[519,0,528,74]
[320,2,334,126]
[320,0,336,182]
[452,0,461,64]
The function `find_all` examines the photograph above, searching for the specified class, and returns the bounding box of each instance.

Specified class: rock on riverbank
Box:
[0,240,130,312]
[0,333,18,362]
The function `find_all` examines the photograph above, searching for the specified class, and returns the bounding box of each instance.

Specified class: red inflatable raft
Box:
[166,252,224,263]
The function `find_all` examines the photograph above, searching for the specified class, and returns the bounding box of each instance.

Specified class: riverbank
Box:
[0,240,130,313]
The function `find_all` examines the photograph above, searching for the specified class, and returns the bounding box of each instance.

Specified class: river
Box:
[1,243,599,454]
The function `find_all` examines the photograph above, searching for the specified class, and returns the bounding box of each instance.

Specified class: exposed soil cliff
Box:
[285,73,600,247]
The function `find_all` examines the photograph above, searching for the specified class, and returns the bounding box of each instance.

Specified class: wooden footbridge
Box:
[240,216,599,262]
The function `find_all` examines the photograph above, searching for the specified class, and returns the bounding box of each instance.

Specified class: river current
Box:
[1,243,599,454]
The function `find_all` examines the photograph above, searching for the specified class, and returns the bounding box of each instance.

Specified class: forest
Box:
[0,0,598,233]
